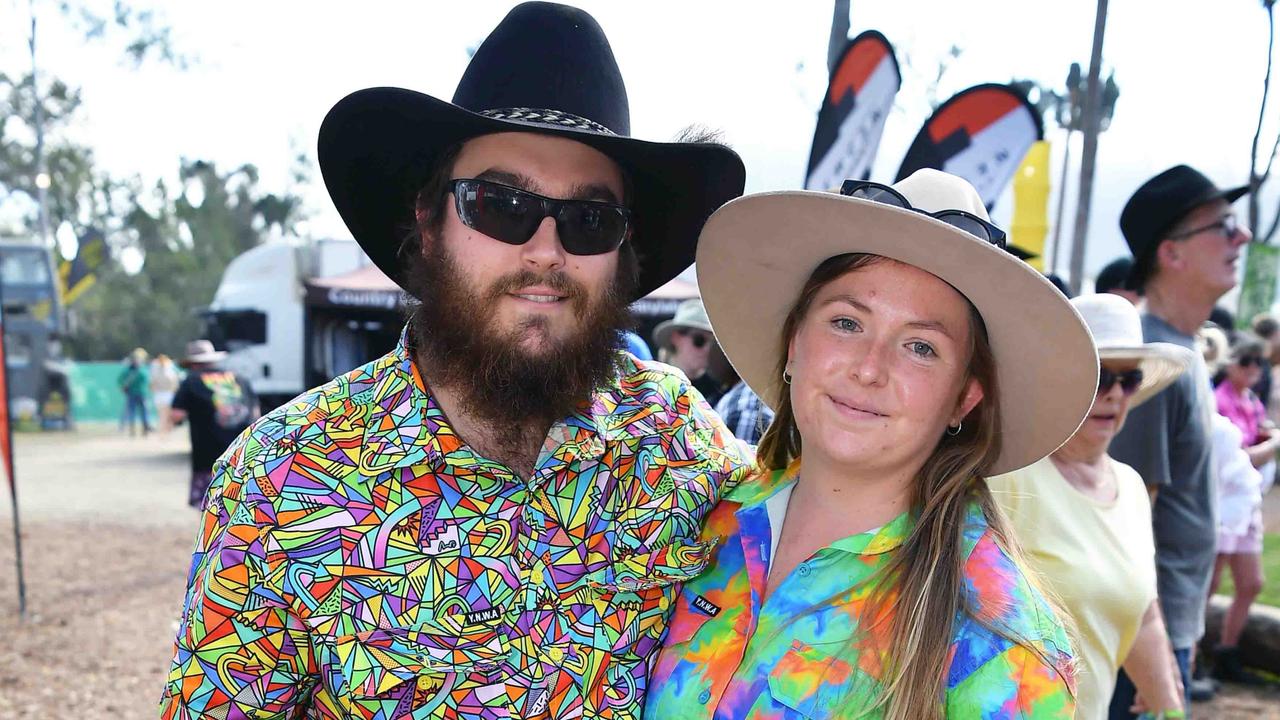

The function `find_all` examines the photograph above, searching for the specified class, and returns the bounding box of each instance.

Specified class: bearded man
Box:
[159,4,750,719]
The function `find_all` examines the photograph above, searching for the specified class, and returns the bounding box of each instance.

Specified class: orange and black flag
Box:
[805,30,900,191]
[895,83,1044,209]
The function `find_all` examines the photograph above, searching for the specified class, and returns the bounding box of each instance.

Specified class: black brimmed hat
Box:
[1120,165,1248,290]
[318,2,746,300]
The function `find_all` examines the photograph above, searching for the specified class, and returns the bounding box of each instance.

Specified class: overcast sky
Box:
[3,0,1277,284]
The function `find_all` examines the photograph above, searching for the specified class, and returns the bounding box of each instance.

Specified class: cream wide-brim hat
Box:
[697,169,1099,476]
[1072,293,1194,408]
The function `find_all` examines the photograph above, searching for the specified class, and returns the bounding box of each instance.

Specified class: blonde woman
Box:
[646,171,1098,719]
[149,353,181,433]
[990,293,1192,718]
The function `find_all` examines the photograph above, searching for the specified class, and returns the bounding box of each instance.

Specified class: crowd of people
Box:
[152,3,1274,719]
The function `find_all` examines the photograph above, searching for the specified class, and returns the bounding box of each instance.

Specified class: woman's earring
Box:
[946,421,963,436]
[782,368,793,385]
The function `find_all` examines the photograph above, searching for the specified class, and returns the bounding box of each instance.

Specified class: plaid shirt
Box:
[714,381,775,445]
[159,331,751,720]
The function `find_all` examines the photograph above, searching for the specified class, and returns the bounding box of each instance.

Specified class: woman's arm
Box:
[1244,430,1279,468]
[1121,600,1184,715]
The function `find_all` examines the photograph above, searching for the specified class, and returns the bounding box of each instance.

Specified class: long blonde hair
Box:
[756,253,1060,719]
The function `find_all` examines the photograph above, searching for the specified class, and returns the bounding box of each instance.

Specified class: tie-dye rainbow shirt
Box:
[646,463,1076,719]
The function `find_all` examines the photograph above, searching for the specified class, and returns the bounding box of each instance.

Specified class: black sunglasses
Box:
[1237,354,1264,368]
[680,330,710,349]
[1168,214,1241,242]
[839,180,1008,249]
[1098,367,1144,396]
[448,178,631,256]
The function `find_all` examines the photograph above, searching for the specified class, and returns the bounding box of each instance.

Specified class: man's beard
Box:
[404,236,634,444]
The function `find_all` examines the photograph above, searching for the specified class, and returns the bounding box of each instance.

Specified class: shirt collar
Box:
[360,326,614,475]
[726,458,915,556]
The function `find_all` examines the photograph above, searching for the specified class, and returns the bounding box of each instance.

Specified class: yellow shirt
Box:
[989,457,1157,719]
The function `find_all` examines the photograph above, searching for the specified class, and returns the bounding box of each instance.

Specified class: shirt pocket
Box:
[331,615,511,704]
[767,640,875,720]
[584,537,716,659]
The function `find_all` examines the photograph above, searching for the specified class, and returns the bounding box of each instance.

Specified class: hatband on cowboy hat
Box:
[652,299,713,350]
[318,2,745,301]
[697,169,1098,476]
[1071,293,1193,407]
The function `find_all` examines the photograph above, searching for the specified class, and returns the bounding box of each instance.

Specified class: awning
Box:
[305,265,404,310]
[631,276,699,317]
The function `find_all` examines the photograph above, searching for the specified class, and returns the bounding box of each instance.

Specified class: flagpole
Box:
[0,269,27,617]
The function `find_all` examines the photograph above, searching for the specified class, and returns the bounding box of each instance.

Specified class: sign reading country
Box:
[804,30,901,191]
[895,83,1044,209]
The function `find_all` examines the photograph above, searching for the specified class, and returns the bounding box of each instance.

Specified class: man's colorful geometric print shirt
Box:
[159,335,751,719]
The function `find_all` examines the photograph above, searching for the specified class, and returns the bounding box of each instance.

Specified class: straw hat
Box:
[697,169,1098,476]
[180,339,227,367]
[1071,294,1194,407]
[651,299,714,350]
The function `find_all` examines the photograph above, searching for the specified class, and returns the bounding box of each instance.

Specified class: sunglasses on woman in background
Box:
[1098,367,1144,396]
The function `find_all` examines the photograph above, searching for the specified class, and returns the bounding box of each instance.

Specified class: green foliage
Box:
[62,159,305,361]
[0,4,307,361]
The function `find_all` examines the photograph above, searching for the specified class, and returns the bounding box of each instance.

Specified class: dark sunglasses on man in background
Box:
[1098,367,1144,396]
[1168,213,1242,242]
[1236,354,1264,368]
[449,178,631,256]
[839,180,1008,249]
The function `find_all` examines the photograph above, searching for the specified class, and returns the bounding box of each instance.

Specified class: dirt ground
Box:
[0,428,1278,719]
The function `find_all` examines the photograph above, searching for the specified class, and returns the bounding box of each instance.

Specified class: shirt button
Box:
[659,595,670,610]
[797,563,811,577]
[698,690,711,704]
[531,566,545,585]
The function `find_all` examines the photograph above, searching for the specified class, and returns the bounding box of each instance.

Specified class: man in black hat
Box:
[1095,256,1141,305]
[159,4,750,719]
[1108,165,1252,715]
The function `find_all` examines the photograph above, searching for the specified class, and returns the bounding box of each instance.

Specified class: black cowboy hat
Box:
[318,2,746,300]
[1120,164,1249,290]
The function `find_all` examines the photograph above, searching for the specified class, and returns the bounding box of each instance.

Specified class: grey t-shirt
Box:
[1108,314,1217,649]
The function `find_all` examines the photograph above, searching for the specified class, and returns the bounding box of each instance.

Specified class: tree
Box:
[1251,0,1280,243]
[62,160,306,360]
[0,4,309,360]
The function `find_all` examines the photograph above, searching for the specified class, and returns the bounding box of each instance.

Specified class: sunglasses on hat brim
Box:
[449,178,632,256]
[840,180,1008,249]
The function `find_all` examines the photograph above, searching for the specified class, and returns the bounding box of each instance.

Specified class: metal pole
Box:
[0,272,27,618]
[29,0,51,248]
[827,0,851,75]
[1068,0,1109,294]
[1049,129,1073,275]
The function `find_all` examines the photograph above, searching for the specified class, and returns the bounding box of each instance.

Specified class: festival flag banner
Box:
[804,30,901,190]
[58,227,107,305]
[1238,242,1280,330]
[895,83,1044,209]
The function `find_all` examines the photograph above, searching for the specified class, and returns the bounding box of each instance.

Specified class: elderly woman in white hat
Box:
[646,170,1097,719]
[989,293,1193,719]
